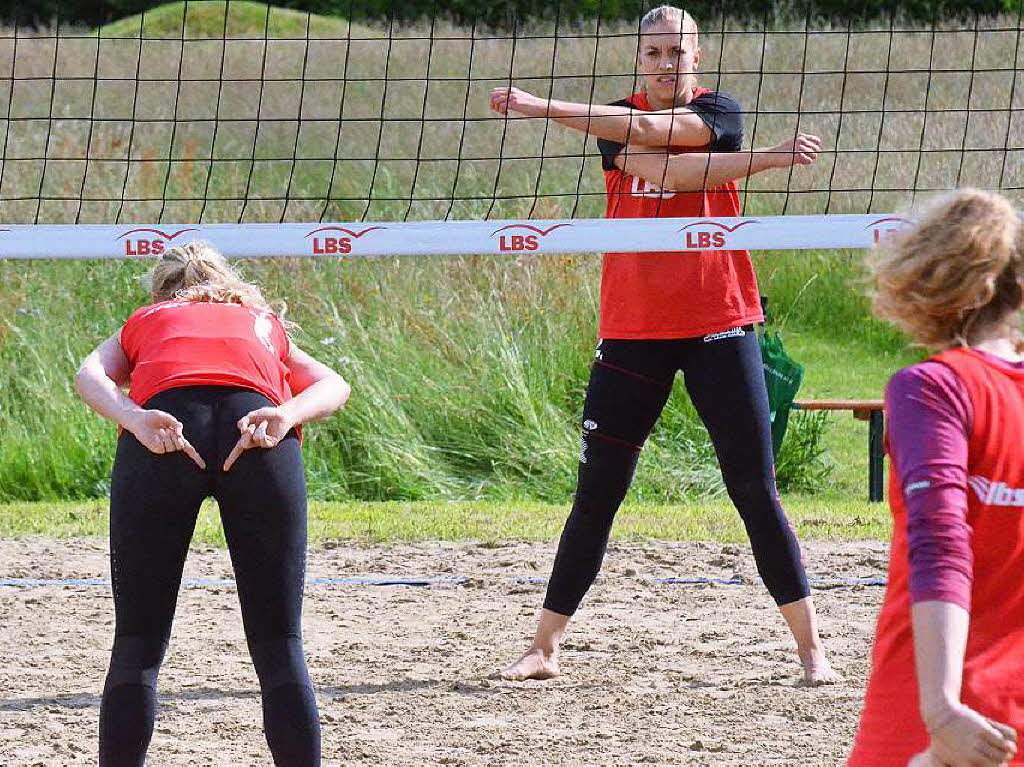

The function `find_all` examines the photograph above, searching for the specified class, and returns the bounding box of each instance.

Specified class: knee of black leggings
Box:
[576,438,640,503]
[249,636,312,692]
[105,635,167,691]
[723,474,777,520]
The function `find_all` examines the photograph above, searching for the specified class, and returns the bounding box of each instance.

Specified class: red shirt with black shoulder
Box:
[120,300,294,408]
[596,88,763,339]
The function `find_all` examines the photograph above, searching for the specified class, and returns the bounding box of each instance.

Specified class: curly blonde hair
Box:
[147,241,283,317]
[872,189,1023,350]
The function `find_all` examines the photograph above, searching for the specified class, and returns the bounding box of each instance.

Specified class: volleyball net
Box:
[0,1,1021,259]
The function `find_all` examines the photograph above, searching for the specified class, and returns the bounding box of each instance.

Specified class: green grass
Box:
[0,497,891,544]
[0,251,913,503]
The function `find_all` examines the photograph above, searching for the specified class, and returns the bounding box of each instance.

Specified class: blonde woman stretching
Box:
[75,243,349,766]
[491,5,837,685]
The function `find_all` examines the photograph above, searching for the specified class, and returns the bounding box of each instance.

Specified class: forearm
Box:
[542,100,708,146]
[912,600,970,727]
[280,375,350,426]
[620,146,778,192]
[74,359,143,429]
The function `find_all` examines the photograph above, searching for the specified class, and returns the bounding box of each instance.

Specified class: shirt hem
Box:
[599,313,764,340]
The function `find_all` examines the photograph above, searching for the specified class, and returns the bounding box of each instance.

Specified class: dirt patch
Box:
[0,537,889,766]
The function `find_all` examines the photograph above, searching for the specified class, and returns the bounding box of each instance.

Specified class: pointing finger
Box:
[181,438,206,470]
[223,434,248,472]
[223,425,255,472]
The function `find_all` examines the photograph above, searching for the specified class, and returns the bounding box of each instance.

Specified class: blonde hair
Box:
[147,241,280,316]
[639,6,698,39]
[872,188,1024,350]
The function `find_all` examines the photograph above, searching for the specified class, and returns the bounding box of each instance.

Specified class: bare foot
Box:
[797,644,842,687]
[500,647,560,681]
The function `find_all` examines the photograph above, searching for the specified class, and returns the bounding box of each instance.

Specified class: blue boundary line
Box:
[0,577,469,587]
[1,575,887,588]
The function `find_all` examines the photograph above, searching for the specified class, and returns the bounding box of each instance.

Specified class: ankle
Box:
[528,641,559,658]
[797,640,826,658]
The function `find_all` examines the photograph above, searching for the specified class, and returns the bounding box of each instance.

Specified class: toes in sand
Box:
[501,648,560,681]
[798,651,843,687]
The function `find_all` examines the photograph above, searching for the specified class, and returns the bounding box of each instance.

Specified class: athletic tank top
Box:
[120,301,294,408]
[599,88,763,340]
[848,347,1024,766]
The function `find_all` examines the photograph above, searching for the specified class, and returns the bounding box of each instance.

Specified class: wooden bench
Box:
[792,399,885,502]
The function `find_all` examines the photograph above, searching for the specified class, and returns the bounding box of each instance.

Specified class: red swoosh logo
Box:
[864,217,909,229]
[118,228,198,240]
[490,223,572,237]
[677,220,759,233]
[305,226,386,238]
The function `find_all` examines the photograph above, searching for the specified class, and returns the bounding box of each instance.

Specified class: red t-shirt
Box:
[120,300,294,409]
[598,89,763,339]
[848,348,1024,766]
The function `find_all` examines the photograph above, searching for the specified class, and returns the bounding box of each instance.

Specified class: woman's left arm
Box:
[74,331,139,428]
[614,133,821,192]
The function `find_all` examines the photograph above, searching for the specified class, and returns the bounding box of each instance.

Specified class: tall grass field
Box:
[1,2,1017,503]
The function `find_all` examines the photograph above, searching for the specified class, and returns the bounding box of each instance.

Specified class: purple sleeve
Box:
[886,362,974,610]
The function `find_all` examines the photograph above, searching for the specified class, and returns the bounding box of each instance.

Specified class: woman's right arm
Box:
[490,86,713,147]
[912,602,1017,766]
[278,344,350,426]
[223,344,350,471]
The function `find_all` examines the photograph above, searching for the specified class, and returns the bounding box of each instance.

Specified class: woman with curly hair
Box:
[848,189,1023,767]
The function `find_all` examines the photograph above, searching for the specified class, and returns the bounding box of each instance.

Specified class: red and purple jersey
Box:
[120,301,294,409]
[595,88,763,340]
[848,347,1024,766]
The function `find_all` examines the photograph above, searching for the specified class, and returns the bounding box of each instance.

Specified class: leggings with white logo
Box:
[543,330,810,616]
[100,386,319,767]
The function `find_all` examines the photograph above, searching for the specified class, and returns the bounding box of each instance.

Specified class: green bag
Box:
[760,329,804,458]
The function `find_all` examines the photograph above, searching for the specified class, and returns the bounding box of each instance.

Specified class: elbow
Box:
[663,170,695,193]
[630,115,655,145]
[73,363,90,400]
[333,374,351,410]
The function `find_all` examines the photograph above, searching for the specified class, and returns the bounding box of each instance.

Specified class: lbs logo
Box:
[118,228,198,256]
[678,220,758,250]
[491,223,571,252]
[865,216,910,243]
[305,226,386,255]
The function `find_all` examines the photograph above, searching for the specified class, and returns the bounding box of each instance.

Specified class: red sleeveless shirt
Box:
[848,348,1024,766]
[599,88,763,340]
[120,301,294,408]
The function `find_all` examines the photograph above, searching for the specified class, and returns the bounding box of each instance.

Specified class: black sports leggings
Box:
[100,386,320,767]
[543,329,810,616]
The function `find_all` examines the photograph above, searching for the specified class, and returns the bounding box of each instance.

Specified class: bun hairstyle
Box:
[639,5,698,37]
[872,188,1023,350]
[147,240,281,316]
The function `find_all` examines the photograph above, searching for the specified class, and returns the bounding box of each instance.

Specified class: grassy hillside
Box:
[0,1,964,503]
[0,2,1018,224]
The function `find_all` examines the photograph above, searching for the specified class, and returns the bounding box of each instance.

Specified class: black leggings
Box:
[100,386,320,767]
[543,329,810,616]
